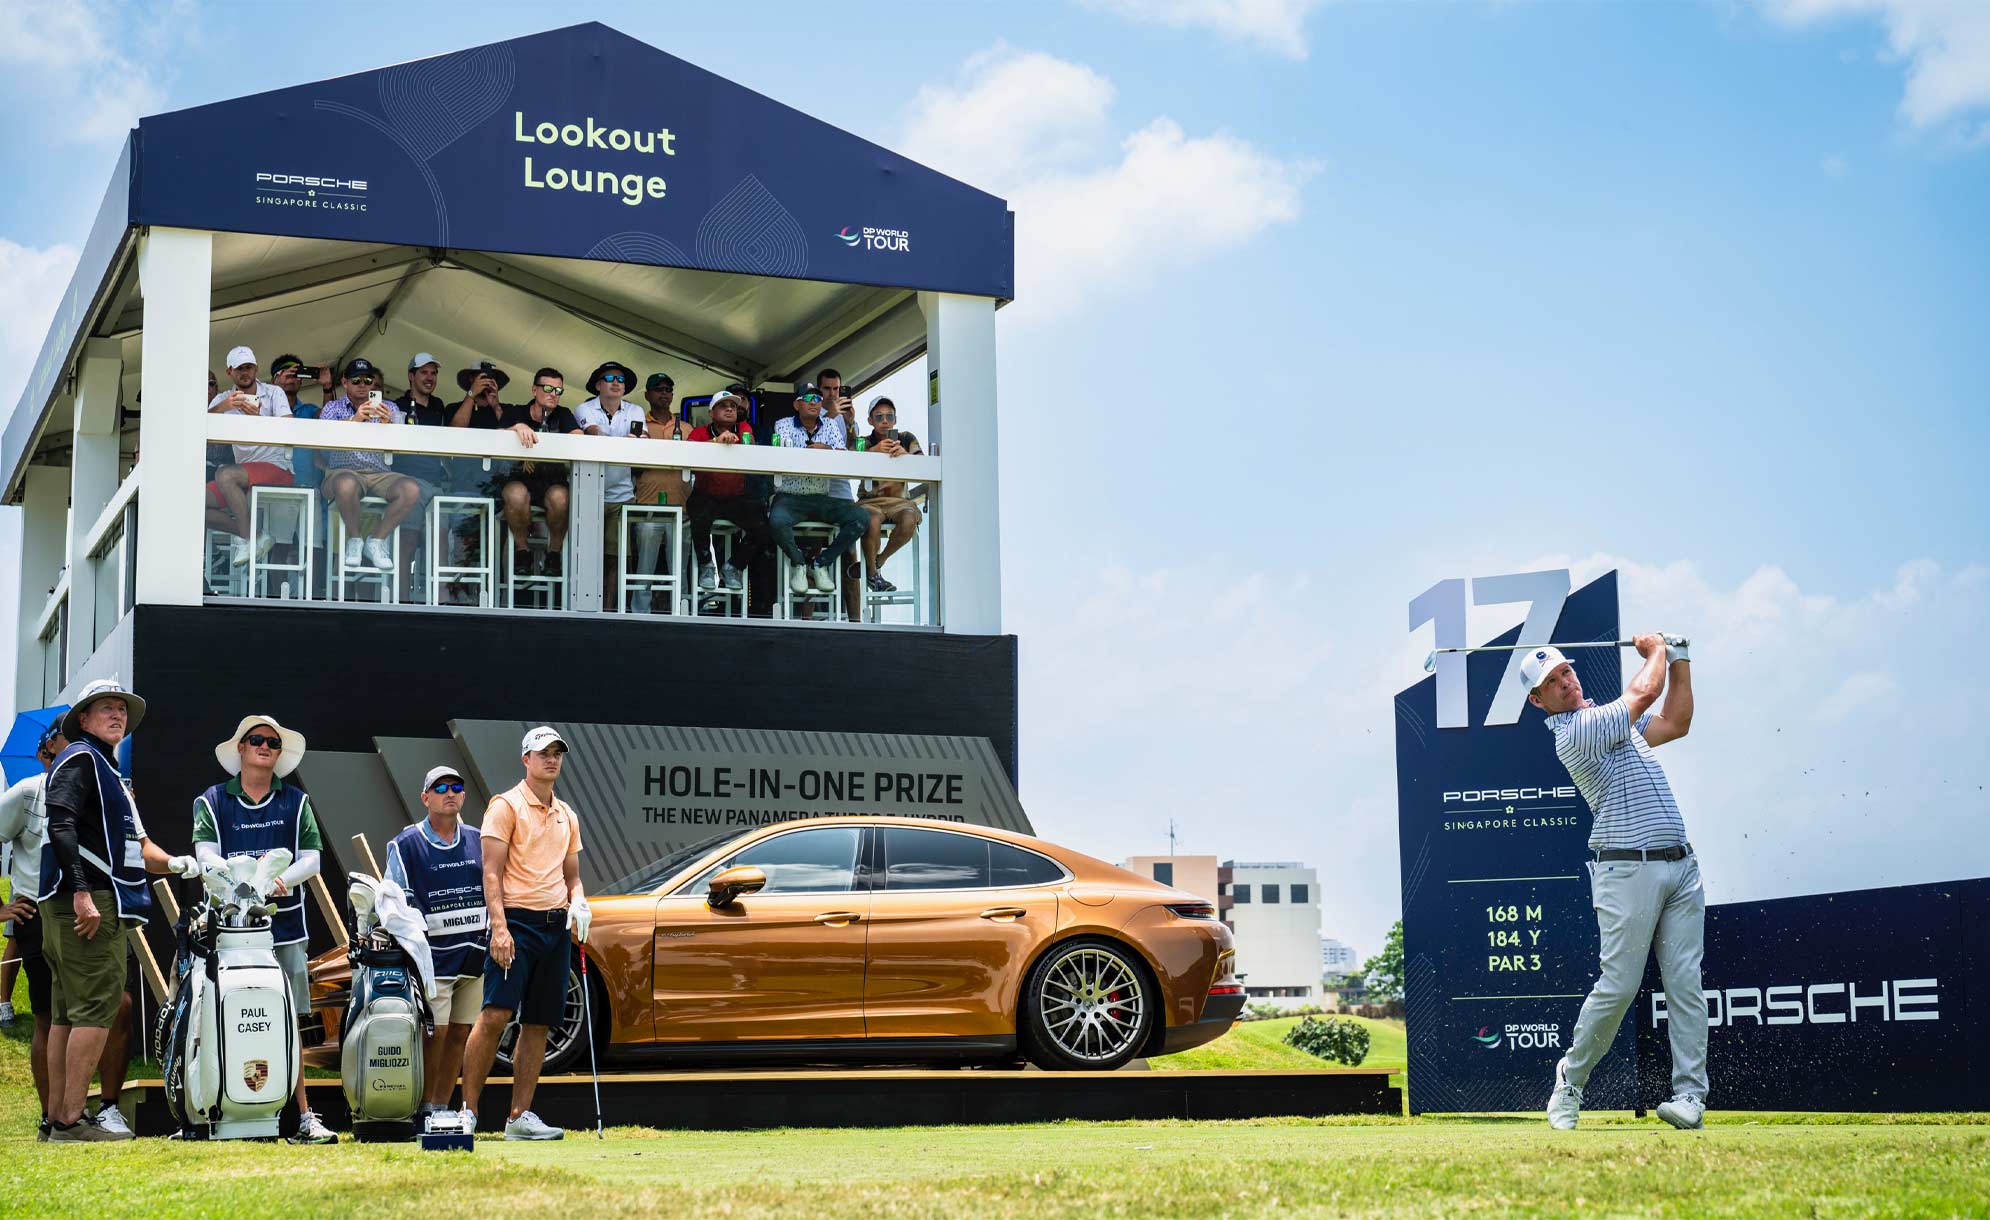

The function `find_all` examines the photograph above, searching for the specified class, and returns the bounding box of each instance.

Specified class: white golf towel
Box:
[369,875,440,1002]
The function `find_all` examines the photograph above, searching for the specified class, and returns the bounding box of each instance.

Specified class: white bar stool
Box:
[688,518,750,618]
[247,484,316,601]
[776,521,843,622]
[428,494,497,608]
[503,507,567,610]
[859,518,925,624]
[618,503,684,616]
[329,495,402,603]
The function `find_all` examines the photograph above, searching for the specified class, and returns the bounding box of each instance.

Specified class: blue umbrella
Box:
[1,704,69,785]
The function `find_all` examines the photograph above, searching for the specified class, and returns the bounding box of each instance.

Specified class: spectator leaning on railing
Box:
[204,345,297,568]
[319,358,427,573]
[684,389,768,591]
[460,364,584,577]
[393,352,459,493]
[770,383,870,597]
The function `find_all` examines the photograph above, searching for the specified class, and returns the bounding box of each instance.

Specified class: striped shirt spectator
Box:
[1545,698,1687,850]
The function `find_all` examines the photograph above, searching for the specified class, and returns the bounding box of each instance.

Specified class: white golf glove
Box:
[570,896,592,945]
[1664,634,1691,665]
[167,854,201,879]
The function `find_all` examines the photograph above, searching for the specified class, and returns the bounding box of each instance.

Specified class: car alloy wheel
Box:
[1026,941,1151,1070]
[496,961,591,1074]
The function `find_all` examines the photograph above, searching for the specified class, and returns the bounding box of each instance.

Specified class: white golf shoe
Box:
[363,538,394,571]
[1546,1057,1582,1130]
[92,1105,134,1139]
[342,537,365,570]
[1656,1094,1705,1130]
[503,1110,564,1140]
[809,561,835,593]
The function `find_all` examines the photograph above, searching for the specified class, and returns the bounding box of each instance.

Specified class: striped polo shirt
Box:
[1545,698,1687,851]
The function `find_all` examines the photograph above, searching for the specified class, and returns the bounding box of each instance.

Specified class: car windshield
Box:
[604,831,742,895]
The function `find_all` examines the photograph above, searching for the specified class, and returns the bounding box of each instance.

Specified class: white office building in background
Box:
[1223,860,1322,1009]
[1321,937,1360,976]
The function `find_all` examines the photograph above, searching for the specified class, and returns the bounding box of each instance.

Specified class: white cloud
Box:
[1014,548,1990,960]
[900,47,1316,315]
[1764,0,1990,131]
[1080,0,1328,60]
[0,0,168,142]
[1820,152,1850,175]
[0,239,82,412]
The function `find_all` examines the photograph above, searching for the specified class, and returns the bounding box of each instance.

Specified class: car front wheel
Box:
[1020,939,1154,1071]
[496,959,600,1075]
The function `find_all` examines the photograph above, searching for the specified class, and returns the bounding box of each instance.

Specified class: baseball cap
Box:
[646,372,674,391]
[226,345,257,369]
[521,725,567,754]
[1519,646,1573,691]
[421,764,465,790]
[343,357,380,380]
[409,352,440,371]
[710,389,740,407]
[793,381,822,402]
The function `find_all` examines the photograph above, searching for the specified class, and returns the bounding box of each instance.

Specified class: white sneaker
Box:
[254,534,276,563]
[229,537,251,566]
[363,538,395,570]
[459,1106,478,1135]
[789,564,810,595]
[503,1110,564,1140]
[809,561,835,593]
[92,1105,134,1139]
[1547,1057,1582,1130]
[1656,1093,1705,1130]
[290,1109,339,1144]
[342,537,364,570]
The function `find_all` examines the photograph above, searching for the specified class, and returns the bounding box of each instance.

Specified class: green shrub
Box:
[1282,1016,1371,1065]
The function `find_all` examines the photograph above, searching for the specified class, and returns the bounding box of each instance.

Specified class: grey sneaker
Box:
[290,1109,338,1144]
[48,1118,120,1142]
[697,564,717,590]
[721,563,743,591]
[503,1110,564,1140]
[1547,1057,1582,1130]
[92,1105,134,1139]
[1656,1093,1705,1130]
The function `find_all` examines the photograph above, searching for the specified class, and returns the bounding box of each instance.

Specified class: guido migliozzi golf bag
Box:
[340,872,436,1142]
[154,850,300,1140]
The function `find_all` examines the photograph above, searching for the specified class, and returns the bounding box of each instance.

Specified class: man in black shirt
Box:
[456,365,583,576]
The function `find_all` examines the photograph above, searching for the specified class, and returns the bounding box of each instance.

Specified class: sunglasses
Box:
[871,412,897,422]
[797,393,824,404]
[348,376,377,386]
[240,733,283,749]
[536,384,565,395]
[430,781,466,794]
[600,374,629,384]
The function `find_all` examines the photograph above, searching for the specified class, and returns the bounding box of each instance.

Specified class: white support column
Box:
[135,228,212,607]
[15,466,69,711]
[919,292,1002,635]
[68,339,123,652]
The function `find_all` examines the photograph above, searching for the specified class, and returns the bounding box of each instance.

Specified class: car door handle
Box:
[980,907,1027,921]
[814,911,863,926]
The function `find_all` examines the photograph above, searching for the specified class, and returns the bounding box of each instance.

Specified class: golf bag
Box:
[154,850,300,1140]
[340,873,434,1142]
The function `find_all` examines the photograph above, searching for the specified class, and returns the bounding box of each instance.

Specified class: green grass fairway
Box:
[1150,1016,1406,1073]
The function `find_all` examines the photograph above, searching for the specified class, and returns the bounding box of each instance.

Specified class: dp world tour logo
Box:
[836,226,862,246]
[836,225,911,253]
[1472,1023,1562,1051]
[1472,1026,1503,1051]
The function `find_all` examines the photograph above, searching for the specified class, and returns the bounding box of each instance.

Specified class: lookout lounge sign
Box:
[514,110,679,207]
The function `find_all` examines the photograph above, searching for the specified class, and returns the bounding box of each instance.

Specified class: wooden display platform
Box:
[124,1067,1400,1135]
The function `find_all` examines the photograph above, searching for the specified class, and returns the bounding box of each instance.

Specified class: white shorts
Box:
[429,974,485,1027]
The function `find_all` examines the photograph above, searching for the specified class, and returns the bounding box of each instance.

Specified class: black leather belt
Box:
[1594,844,1692,863]
[503,906,568,927]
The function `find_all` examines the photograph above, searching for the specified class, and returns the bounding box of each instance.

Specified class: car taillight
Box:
[1208,983,1245,996]
[1167,902,1216,920]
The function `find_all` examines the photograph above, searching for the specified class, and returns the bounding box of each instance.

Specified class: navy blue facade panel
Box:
[1396,572,1637,1113]
[126,604,1020,862]
[4,135,133,494]
[129,23,1013,299]
[1635,878,1989,1111]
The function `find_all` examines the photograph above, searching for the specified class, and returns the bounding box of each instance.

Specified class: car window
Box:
[990,840,1067,887]
[687,827,863,895]
[882,827,990,891]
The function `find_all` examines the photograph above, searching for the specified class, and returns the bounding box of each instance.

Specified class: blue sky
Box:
[3,0,1987,959]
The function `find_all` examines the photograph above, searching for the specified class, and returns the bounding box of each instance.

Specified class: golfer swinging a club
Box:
[1524,632,1706,1131]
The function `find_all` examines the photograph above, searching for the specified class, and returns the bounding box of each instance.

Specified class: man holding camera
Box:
[320,358,425,574]
[684,390,766,592]
[851,394,923,598]
[204,346,297,567]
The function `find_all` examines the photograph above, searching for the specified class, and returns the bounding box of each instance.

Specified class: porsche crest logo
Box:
[243,1059,270,1091]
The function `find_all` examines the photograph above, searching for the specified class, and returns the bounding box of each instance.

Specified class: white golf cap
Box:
[421,765,465,790]
[1519,646,1573,691]
[408,352,439,371]
[709,389,738,404]
[521,725,567,754]
[225,345,257,369]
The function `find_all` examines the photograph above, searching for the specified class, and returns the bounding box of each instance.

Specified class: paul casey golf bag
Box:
[153,850,300,1140]
[340,873,434,1142]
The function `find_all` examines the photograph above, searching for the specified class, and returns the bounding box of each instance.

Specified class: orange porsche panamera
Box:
[313,817,1243,1072]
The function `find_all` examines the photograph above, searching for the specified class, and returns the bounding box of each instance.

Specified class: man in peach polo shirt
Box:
[458,726,592,1140]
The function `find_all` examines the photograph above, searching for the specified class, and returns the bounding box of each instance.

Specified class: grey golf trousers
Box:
[1563,853,1709,1100]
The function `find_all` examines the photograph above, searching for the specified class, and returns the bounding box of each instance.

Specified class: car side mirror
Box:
[707,866,767,909]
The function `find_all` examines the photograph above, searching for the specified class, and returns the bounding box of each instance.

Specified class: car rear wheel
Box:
[496,959,601,1076]
[1020,939,1154,1071]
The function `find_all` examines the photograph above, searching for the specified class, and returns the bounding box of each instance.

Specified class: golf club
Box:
[580,951,603,1139]
[1422,634,1687,674]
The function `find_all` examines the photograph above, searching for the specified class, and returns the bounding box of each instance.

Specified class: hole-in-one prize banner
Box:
[1394,569,1636,1113]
